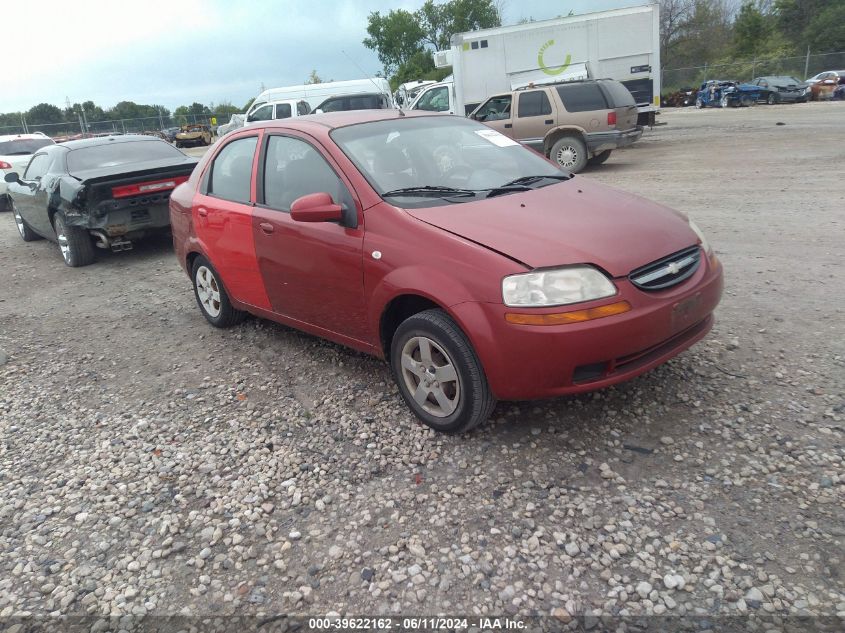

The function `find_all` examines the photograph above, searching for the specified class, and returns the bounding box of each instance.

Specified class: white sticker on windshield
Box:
[474,129,519,147]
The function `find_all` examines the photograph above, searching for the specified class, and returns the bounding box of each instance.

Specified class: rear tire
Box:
[587,150,612,166]
[191,255,246,328]
[550,136,588,173]
[12,203,41,242]
[54,213,95,267]
[390,309,496,434]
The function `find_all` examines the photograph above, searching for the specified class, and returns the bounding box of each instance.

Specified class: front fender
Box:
[367,264,478,336]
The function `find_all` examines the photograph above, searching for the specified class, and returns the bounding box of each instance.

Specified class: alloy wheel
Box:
[13,208,26,238]
[55,218,71,264]
[400,336,460,417]
[195,265,222,317]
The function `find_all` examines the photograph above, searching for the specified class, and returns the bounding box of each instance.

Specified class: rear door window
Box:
[517,90,552,117]
[274,103,292,119]
[556,83,609,112]
[207,136,258,203]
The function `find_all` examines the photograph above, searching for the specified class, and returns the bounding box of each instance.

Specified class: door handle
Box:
[197,207,208,217]
[545,119,554,125]
[504,123,512,129]
[259,222,274,234]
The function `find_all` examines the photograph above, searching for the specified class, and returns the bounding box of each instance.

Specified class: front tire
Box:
[12,203,41,242]
[720,95,729,108]
[390,309,496,434]
[54,213,95,267]
[550,136,588,173]
[767,93,778,105]
[587,150,612,166]
[191,256,246,328]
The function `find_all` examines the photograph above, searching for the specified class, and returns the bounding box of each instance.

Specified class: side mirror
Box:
[4,172,20,184]
[290,192,343,223]
[314,108,324,114]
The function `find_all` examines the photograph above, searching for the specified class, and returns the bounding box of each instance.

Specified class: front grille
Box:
[629,245,701,291]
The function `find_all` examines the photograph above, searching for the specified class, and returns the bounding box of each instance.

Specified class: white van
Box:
[246,78,394,120]
[244,99,311,125]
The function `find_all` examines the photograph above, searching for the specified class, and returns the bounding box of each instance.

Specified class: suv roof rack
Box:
[514,78,615,92]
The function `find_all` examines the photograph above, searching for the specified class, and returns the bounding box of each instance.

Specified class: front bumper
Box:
[451,251,723,400]
[585,127,643,153]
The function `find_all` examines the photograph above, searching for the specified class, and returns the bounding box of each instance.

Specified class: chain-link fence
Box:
[662,50,845,92]
[0,112,239,139]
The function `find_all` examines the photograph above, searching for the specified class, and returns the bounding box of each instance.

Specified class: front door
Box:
[9,153,52,237]
[252,133,367,343]
[471,94,514,138]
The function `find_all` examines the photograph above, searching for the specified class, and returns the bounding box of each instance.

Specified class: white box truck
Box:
[409,3,660,125]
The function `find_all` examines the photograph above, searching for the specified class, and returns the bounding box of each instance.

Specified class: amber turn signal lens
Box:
[505,300,632,326]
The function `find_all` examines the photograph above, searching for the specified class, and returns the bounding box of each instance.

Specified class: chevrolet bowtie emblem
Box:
[666,262,681,275]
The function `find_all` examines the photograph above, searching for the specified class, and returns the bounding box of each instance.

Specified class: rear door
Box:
[194,131,272,311]
[252,133,367,342]
[512,89,555,152]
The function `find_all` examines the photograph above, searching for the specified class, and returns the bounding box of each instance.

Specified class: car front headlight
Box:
[502,266,616,308]
[688,219,711,254]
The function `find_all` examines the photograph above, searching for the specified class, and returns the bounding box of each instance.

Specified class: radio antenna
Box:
[341,49,404,116]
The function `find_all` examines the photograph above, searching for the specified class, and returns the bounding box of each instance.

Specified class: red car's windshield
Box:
[331,116,565,207]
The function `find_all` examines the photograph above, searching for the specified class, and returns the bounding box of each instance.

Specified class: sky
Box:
[2,0,646,115]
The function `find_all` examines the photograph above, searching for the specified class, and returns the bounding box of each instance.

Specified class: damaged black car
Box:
[4,135,197,267]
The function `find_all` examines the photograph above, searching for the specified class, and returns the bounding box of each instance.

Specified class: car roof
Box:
[0,133,53,143]
[61,134,164,150]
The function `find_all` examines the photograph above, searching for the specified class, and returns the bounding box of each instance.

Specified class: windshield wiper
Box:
[485,174,570,198]
[498,174,571,188]
[381,185,477,198]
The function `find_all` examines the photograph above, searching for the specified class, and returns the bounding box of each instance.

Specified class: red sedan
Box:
[170,110,722,433]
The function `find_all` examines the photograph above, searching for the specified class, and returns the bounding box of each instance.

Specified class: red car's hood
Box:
[404,178,697,277]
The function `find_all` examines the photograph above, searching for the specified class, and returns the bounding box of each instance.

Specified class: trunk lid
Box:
[404,178,697,277]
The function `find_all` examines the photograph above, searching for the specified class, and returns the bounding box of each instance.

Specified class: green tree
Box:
[242,97,256,112]
[212,100,244,117]
[803,2,845,52]
[305,69,323,84]
[733,2,772,57]
[418,0,501,50]
[364,8,426,76]
[27,103,64,125]
[364,0,500,82]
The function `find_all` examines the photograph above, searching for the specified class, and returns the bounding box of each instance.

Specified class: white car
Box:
[0,133,55,210]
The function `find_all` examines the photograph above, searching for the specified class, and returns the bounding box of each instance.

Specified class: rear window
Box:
[0,138,54,156]
[318,94,387,112]
[556,83,609,112]
[67,140,184,172]
[599,81,636,107]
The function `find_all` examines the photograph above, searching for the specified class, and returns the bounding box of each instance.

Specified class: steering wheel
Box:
[432,145,472,182]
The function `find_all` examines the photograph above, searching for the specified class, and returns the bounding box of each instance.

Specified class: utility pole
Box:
[804,45,811,80]
[20,113,28,133]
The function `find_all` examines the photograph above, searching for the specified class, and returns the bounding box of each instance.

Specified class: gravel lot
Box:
[0,103,843,630]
